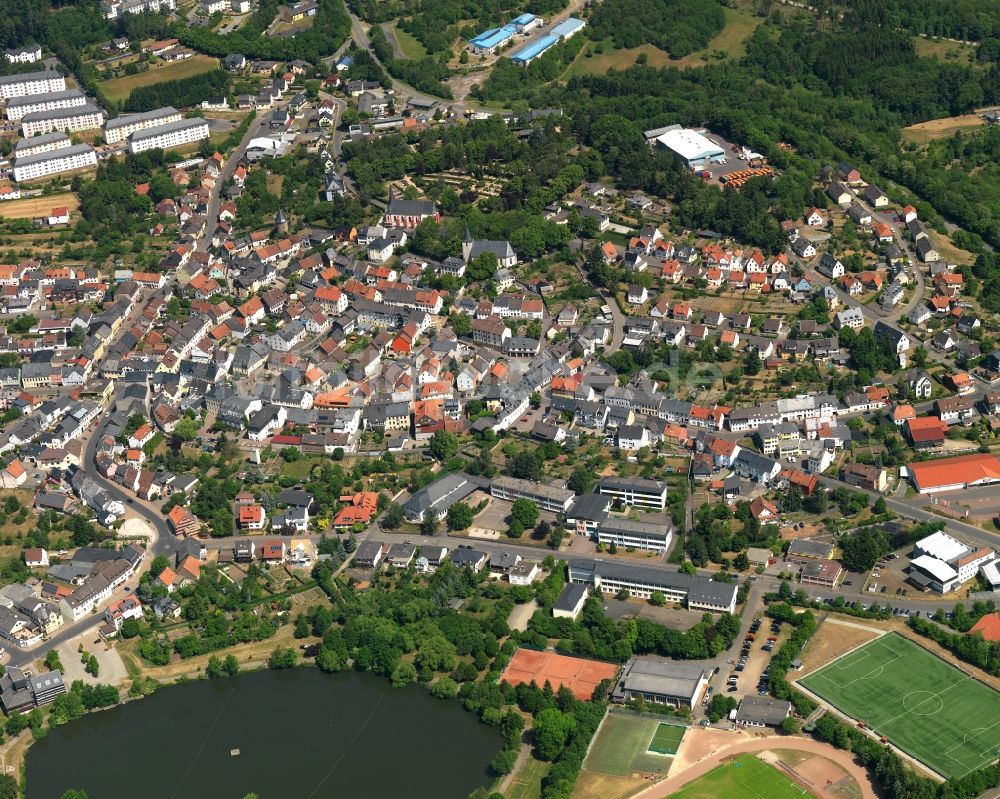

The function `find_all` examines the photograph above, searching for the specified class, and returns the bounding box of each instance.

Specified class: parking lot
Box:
[57,634,128,687]
[715,615,790,714]
[863,552,913,597]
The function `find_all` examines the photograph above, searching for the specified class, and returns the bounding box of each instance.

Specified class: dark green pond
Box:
[25,668,502,799]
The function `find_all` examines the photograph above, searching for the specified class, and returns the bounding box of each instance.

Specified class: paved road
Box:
[81,393,176,561]
[570,257,624,352]
[8,614,107,670]
[195,107,268,252]
[344,11,467,114]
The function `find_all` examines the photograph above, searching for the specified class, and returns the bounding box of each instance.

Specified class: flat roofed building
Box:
[909,554,960,593]
[490,475,574,513]
[468,24,518,54]
[0,70,65,99]
[128,117,209,154]
[655,127,726,168]
[20,104,103,137]
[104,106,182,144]
[613,657,708,708]
[511,35,557,65]
[596,476,668,509]
[13,143,97,182]
[597,517,673,553]
[550,17,585,39]
[6,89,86,121]
[735,695,791,727]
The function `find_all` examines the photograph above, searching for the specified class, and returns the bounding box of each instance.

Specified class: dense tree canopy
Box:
[588,0,725,57]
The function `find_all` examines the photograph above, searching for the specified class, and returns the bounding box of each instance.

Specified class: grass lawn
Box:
[913,36,979,65]
[585,712,674,776]
[902,113,985,144]
[670,754,814,799]
[392,23,428,60]
[564,8,761,77]
[98,54,220,103]
[276,456,320,481]
[800,632,1000,779]
[0,192,78,220]
[505,755,549,799]
[928,229,975,266]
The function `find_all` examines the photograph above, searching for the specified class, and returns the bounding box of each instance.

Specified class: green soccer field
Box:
[649,722,686,754]
[800,632,1000,779]
[670,754,813,799]
[584,713,674,776]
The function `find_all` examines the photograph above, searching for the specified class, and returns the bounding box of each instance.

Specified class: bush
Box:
[430,676,458,699]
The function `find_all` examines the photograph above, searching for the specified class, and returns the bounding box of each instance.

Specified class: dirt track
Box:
[631,731,879,799]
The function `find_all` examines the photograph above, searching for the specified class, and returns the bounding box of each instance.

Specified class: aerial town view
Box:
[0,0,1000,798]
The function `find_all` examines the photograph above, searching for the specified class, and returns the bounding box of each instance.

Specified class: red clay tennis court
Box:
[501,648,619,700]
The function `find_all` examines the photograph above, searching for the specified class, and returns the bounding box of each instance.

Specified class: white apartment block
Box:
[596,518,673,553]
[13,143,97,183]
[127,117,209,154]
[21,104,103,137]
[102,0,176,19]
[104,106,182,145]
[489,475,574,514]
[5,44,42,65]
[14,131,71,159]
[6,89,87,121]
[0,70,65,100]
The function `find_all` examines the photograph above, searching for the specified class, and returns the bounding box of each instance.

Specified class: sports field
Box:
[584,712,678,776]
[669,754,813,799]
[501,648,618,701]
[648,722,685,754]
[800,632,1000,779]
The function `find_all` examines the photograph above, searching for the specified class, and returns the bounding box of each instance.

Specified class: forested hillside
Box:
[588,0,725,57]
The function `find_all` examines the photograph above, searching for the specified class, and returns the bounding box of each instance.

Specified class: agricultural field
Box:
[800,632,1000,779]
[0,192,79,220]
[97,54,220,103]
[669,754,814,799]
[902,113,986,144]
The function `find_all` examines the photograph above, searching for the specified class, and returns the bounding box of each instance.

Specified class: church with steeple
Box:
[461,227,518,268]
